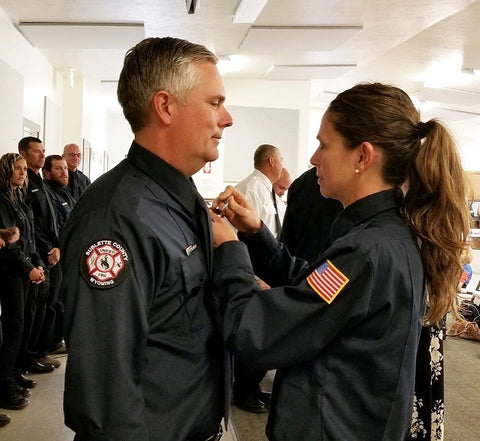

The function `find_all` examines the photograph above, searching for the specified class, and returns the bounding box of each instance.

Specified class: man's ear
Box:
[152,90,174,125]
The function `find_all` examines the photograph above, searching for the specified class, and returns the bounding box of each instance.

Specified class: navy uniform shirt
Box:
[60,142,224,441]
[213,190,424,441]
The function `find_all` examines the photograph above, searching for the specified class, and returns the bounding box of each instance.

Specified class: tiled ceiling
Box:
[1,0,480,115]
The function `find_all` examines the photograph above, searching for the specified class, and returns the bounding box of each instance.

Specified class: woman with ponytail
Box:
[210,82,469,441]
[0,153,44,411]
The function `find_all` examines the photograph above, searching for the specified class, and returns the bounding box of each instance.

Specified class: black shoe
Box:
[0,382,29,410]
[50,341,67,355]
[15,374,36,389]
[258,390,271,405]
[24,360,54,374]
[0,413,11,427]
[15,384,31,398]
[234,392,268,413]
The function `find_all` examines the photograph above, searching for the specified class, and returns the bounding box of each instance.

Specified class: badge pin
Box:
[185,244,197,256]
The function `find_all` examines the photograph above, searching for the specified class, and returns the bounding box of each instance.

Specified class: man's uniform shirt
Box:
[61,142,226,441]
[66,169,91,202]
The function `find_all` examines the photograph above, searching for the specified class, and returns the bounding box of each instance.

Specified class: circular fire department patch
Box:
[80,239,130,289]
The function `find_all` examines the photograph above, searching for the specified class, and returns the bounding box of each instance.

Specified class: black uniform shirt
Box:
[213,190,425,441]
[66,168,91,201]
[26,169,59,262]
[0,192,43,273]
[44,180,75,232]
[60,142,224,441]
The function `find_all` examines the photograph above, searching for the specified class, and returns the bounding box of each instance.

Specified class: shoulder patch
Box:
[306,259,349,304]
[81,239,130,289]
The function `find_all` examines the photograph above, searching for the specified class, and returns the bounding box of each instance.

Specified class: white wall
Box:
[0,58,23,153]
[0,6,63,156]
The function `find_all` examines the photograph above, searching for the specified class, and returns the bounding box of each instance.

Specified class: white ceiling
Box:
[1,0,480,116]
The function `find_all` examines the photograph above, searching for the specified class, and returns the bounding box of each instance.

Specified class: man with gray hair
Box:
[236,144,284,238]
[60,37,233,441]
[232,143,284,414]
[62,143,90,201]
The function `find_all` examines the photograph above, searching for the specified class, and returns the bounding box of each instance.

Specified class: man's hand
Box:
[47,247,61,267]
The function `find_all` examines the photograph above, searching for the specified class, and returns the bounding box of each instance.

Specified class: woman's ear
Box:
[356,141,375,170]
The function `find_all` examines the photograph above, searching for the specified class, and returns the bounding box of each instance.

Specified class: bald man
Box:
[273,167,292,224]
[62,143,91,201]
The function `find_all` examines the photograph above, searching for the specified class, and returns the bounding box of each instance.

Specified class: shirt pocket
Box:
[263,200,277,215]
[177,247,207,335]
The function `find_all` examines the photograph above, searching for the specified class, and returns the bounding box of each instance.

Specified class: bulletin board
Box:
[223,106,299,183]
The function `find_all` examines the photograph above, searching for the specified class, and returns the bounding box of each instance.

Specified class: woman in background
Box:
[0,153,44,410]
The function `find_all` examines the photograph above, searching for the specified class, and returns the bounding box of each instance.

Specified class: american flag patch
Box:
[306,260,349,304]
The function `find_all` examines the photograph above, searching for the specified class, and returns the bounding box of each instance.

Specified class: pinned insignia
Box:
[306,259,349,304]
[81,239,130,289]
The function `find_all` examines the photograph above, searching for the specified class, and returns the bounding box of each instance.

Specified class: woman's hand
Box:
[8,227,20,244]
[29,266,45,284]
[211,186,262,235]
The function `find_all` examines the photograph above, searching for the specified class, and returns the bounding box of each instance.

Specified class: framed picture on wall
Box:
[23,118,40,138]
[82,138,91,178]
[103,151,109,173]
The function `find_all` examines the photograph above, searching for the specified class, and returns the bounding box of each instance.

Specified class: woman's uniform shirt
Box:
[213,190,425,441]
[0,192,43,274]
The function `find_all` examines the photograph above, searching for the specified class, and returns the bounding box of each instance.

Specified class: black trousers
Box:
[0,266,29,380]
[233,358,266,397]
[17,279,41,369]
[34,264,63,355]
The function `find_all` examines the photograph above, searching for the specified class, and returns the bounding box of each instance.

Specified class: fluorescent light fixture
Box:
[264,64,356,80]
[239,26,363,52]
[233,0,269,24]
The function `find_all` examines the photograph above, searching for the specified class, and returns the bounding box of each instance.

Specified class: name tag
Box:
[185,244,197,256]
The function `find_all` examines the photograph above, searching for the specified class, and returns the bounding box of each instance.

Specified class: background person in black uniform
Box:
[0,226,21,427]
[210,83,470,441]
[62,143,90,201]
[0,153,45,410]
[42,155,75,356]
[279,166,342,263]
[60,37,233,441]
[18,137,59,373]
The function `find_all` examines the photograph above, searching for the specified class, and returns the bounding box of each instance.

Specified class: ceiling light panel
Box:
[239,26,362,52]
[264,64,356,80]
[233,0,269,24]
[414,87,480,106]
[18,22,145,49]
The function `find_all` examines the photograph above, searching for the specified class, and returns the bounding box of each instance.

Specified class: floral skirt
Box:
[408,323,445,440]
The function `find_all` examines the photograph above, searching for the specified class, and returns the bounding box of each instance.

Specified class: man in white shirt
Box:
[233,144,284,413]
[236,144,284,238]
